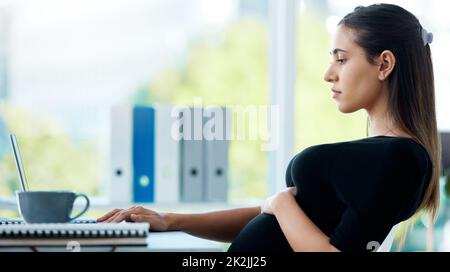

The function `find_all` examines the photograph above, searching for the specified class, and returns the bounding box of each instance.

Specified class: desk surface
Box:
[145,231,226,252]
[0,231,226,252]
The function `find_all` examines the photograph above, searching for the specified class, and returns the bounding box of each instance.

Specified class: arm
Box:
[167,207,261,243]
[265,189,340,252]
[97,205,260,243]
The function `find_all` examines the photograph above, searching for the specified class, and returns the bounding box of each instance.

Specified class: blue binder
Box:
[132,106,155,203]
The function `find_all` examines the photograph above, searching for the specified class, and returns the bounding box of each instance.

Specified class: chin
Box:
[337,103,360,114]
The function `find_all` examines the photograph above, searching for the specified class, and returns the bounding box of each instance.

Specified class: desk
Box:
[0,231,226,252]
[125,231,226,252]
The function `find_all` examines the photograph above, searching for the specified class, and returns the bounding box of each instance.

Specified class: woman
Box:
[98,4,440,252]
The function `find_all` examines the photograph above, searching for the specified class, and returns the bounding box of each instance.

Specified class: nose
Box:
[324,65,338,83]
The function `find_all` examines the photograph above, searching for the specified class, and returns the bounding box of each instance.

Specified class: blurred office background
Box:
[0,0,449,251]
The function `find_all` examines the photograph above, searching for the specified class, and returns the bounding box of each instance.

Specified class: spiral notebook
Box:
[0,222,149,247]
[0,218,97,225]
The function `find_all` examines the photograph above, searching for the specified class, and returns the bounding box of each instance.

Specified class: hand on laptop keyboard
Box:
[97,206,167,231]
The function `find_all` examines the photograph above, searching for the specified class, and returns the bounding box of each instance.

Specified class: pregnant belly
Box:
[227,213,293,252]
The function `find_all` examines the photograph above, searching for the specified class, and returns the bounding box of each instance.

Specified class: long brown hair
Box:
[340,4,441,251]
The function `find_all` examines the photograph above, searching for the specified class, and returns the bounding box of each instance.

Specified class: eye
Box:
[336,59,346,65]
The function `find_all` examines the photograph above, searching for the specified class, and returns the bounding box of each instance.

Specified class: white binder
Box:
[154,104,180,204]
[110,105,133,204]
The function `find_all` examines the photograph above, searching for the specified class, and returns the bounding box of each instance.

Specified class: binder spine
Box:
[110,106,133,204]
[154,104,180,203]
[132,106,155,203]
[204,107,229,202]
[180,107,204,202]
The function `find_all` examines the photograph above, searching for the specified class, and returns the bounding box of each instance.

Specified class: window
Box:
[0,0,269,207]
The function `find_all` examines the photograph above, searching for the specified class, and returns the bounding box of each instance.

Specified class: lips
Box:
[332,89,342,94]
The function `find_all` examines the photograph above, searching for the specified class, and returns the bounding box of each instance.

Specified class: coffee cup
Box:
[16,191,90,223]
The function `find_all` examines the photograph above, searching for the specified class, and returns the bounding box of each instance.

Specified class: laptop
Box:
[0,134,96,225]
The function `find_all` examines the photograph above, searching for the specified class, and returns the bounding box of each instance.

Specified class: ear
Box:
[377,50,396,81]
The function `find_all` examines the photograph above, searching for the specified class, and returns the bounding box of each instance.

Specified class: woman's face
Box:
[324,25,384,113]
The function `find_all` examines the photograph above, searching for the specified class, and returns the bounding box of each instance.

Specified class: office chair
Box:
[376,224,399,252]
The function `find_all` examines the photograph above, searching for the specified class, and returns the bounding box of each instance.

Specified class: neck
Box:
[365,87,408,138]
[367,111,396,137]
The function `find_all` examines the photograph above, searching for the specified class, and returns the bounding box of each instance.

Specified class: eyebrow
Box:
[330,48,348,55]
